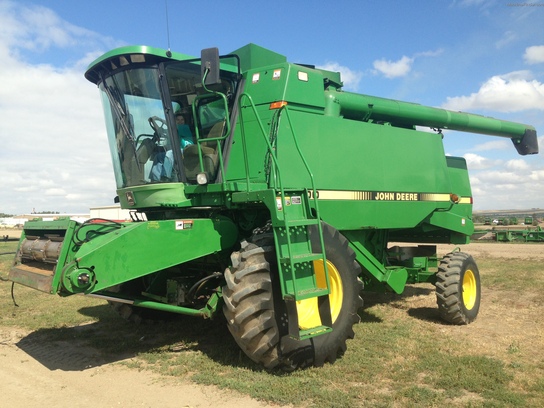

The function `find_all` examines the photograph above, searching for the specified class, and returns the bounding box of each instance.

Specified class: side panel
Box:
[225,63,326,183]
[224,105,273,183]
[10,217,238,295]
[276,111,458,231]
[60,218,238,294]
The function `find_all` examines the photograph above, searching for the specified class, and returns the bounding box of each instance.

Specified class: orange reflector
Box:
[269,101,288,110]
[450,193,460,204]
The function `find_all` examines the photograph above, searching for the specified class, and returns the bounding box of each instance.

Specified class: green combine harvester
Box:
[9,44,539,369]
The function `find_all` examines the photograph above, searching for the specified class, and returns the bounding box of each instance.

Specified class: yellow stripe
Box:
[314,190,472,204]
[317,190,364,200]
[419,193,450,202]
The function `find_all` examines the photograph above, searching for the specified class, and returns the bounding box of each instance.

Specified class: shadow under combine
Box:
[15,303,241,372]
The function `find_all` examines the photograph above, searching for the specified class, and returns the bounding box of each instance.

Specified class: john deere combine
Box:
[10,44,539,369]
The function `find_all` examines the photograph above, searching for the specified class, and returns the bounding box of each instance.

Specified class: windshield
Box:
[98,60,236,189]
[99,67,181,188]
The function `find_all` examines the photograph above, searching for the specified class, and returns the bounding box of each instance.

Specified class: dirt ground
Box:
[1,241,542,407]
[400,242,544,359]
[1,227,286,408]
[436,241,544,260]
[0,329,284,408]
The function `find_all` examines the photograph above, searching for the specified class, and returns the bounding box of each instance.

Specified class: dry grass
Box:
[1,240,543,407]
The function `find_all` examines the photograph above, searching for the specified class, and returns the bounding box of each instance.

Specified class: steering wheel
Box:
[148,116,168,139]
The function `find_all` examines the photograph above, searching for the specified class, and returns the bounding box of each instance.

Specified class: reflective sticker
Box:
[298,71,309,82]
[175,220,194,230]
[276,197,291,210]
[126,191,135,206]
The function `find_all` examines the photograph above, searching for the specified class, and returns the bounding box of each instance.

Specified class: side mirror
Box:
[201,47,220,86]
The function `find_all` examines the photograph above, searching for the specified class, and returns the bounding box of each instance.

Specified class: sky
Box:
[0,0,543,215]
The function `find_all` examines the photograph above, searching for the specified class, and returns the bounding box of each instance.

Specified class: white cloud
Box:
[317,62,363,91]
[414,49,444,58]
[524,45,544,64]
[442,71,544,112]
[463,148,544,210]
[529,169,544,181]
[373,56,414,79]
[471,140,511,152]
[462,127,543,210]
[452,0,494,7]
[463,153,502,170]
[506,159,530,171]
[372,49,442,79]
[0,1,117,54]
[495,31,517,49]
[477,170,525,184]
[0,2,118,215]
[45,188,68,196]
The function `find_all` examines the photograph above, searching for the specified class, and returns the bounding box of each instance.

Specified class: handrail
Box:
[191,91,231,188]
[238,93,284,195]
[237,93,329,299]
[278,106,329,290]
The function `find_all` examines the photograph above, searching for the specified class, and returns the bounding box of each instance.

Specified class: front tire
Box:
[435,252,481,324]
[222,223,363,369]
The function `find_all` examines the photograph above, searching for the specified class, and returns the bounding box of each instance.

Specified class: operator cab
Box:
[88,46,239,189]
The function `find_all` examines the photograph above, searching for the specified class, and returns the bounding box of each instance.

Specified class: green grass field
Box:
[1,240,543,407]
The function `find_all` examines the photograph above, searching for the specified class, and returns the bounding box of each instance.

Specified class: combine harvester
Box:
[9,44,539,369]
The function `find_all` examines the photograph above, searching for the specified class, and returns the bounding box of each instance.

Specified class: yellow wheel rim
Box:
[462,269,477,310]
[296,260,343,330]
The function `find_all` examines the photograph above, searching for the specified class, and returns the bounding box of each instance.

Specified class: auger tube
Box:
[324,89,538,155]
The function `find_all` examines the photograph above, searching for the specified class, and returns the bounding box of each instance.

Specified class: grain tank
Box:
[10,44,539,369]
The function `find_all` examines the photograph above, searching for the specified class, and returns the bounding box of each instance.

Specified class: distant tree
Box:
[473,215,484,224]
[0,213,15,218]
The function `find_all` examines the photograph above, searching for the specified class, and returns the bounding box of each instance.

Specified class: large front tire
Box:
[223,223,363,369]
[435,252,481,324]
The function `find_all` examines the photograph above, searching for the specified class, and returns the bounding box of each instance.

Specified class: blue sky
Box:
[0,0,543,214]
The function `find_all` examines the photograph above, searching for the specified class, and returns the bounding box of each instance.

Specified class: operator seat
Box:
[125,137,156,184]
[136,137,156,166]
[183,120,225,182]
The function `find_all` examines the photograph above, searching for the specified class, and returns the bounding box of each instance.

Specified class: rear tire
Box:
[223,223,363,369]
[435,252,481,324]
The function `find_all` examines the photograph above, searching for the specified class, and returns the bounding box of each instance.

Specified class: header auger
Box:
[10,43,538,370]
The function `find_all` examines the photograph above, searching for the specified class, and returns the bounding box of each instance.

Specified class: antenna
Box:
[165,0,172,57]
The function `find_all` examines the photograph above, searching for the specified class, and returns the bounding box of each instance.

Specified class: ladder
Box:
[272,191,333,340]
[239,94,332,340]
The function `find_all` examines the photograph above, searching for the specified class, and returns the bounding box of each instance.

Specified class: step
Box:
[284,296,332,341]
[295,325,332,341]
[279,252,323,265]
[283,218,320,227]
[284,287,330,301]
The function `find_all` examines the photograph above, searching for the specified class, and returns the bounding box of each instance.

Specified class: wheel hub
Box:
[296,259,343,330]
